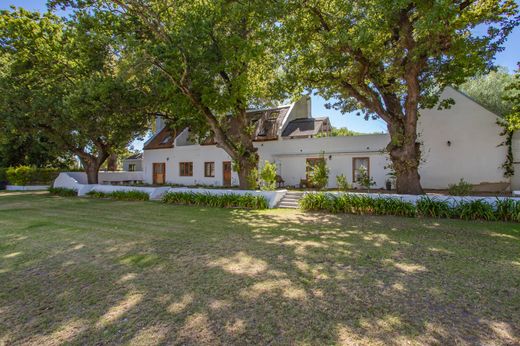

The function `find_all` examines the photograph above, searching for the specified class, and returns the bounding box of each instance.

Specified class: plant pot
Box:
[385,181,392,191]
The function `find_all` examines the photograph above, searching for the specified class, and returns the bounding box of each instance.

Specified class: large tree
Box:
[58,0,284,189]
[0,8,152,183]
[281,0,518,194]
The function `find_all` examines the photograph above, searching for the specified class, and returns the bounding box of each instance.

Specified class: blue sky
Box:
[2,0,519,145]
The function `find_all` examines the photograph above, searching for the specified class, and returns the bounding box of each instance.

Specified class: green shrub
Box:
[416,197,452,218]
[162,192,268,209]
[5,166,59,185]
[48,187,77,197]
[300,193,415,217]
[259,161,277,191]
[336,174,351,191]
[247,168,259,190]
[448,178,473,196]
[0,167,7,182]
[299,193,520,222]
[307,155,329,190]
[453,200,496,221]
[494,198,520,222]
[356,166,376,192]
[86,190,149,201]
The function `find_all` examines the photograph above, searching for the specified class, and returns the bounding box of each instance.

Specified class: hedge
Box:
[5,166,60,186]
[86,190,150,201]
[300,192,520,222]
[48,187,78,197]
[162,191,268,209]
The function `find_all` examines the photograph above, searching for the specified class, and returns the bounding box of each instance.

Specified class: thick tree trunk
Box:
[387,128,424,195]
[85,163,100,184]
[236,151,259,190]
[107,153,118,171]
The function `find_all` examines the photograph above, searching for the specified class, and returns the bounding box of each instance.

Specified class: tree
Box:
[57,0,285,189]
[281,0,518,194]
[459,67,515,116]
[0,8,152,183]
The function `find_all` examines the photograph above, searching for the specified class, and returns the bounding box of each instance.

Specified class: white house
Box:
[122,153,143,172]
[142,88,513,191]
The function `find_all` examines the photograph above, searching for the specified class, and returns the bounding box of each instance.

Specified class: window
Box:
[128,163,136,172]
[179,162,193,176]
[204,162,215,177]
[352,157,370,182]
[160,135,172,144]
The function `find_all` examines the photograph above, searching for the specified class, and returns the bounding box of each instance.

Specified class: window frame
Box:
[352,157,370,183]
[128,163,136,172]
[204,161,215,177]
[179,162,193,177]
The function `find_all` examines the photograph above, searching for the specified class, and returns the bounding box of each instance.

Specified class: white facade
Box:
[143,88,515,191]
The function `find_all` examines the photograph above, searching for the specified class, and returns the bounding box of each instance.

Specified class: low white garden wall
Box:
[53,172,287,207]
[320,191,520,206]
[168,187,287,209]
[6,185,50,191]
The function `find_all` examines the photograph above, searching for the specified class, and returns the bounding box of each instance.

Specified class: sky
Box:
[2,0,519,148]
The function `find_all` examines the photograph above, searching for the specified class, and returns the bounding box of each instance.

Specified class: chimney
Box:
[155,115,165,134]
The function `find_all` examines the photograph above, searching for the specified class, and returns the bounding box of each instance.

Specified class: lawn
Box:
[0,192,519,345]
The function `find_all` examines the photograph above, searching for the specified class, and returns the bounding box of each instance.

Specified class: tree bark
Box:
[236,150,259,190]
[107,153,118,171]
[85,163,100,184]
[387,123,424,195]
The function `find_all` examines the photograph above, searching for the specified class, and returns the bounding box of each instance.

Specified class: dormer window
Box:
[269,111,279,120]
[161,135,172,144]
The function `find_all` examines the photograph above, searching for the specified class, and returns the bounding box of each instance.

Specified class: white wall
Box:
[418,87,508,189]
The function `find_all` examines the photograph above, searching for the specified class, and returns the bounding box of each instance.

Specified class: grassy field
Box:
[0,192,519,345]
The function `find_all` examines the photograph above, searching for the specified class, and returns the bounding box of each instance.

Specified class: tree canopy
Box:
[0,8,154,182]
[280,0,518,194]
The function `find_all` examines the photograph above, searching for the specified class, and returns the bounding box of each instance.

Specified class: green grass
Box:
[0,192,519,345]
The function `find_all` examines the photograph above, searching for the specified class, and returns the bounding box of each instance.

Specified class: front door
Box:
[223,161,232,187]
[153,162,166,185]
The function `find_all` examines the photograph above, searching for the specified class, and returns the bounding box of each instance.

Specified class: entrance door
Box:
[153,163,166,185]
[223,161,232,187]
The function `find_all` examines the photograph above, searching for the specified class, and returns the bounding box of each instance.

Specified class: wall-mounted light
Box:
[328,155,332,160]
[447,141,452,147]
[166,157,170,161]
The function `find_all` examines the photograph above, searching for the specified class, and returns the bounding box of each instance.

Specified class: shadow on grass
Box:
[0,194,519,345]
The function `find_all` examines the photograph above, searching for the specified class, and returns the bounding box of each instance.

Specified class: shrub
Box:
[300,193,415,217]
[48,187,77,197]
[336,174,351,191]
[247,168,259,190]
[416,197,452,218]
[86,190,149,201]
[5,166,59,185]
[162,192,268,209]
[448,178,473,196]
[308,155,329,190]
[495,198,520,222]
[356,166,376,192]
[299,192,520,222]
[259,161,277,191]
[453,200,496,221]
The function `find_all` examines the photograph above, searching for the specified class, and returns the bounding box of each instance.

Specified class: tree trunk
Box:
[107,153,118,171]
[85,162,101,184]
[387,129,424,195]
[236,151,259,190]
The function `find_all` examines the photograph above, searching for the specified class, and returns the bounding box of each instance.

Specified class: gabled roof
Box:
[282,117,330,138]
[143,127,176,150]
[124,153,143,160]
[201,105,291,145]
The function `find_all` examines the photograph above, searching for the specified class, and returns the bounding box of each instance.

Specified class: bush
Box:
[416,197,452,218]
[259,161,277,191]
[356,166,376,192]
[247,168,259,190]
[336,174,351,191]
[308,156,329,190]
[299,193,520,222]
[5,166,59,185]
[86,190,150,201]
[162,191,268,209]
[448,178,473,196]
[48,187,77,197]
